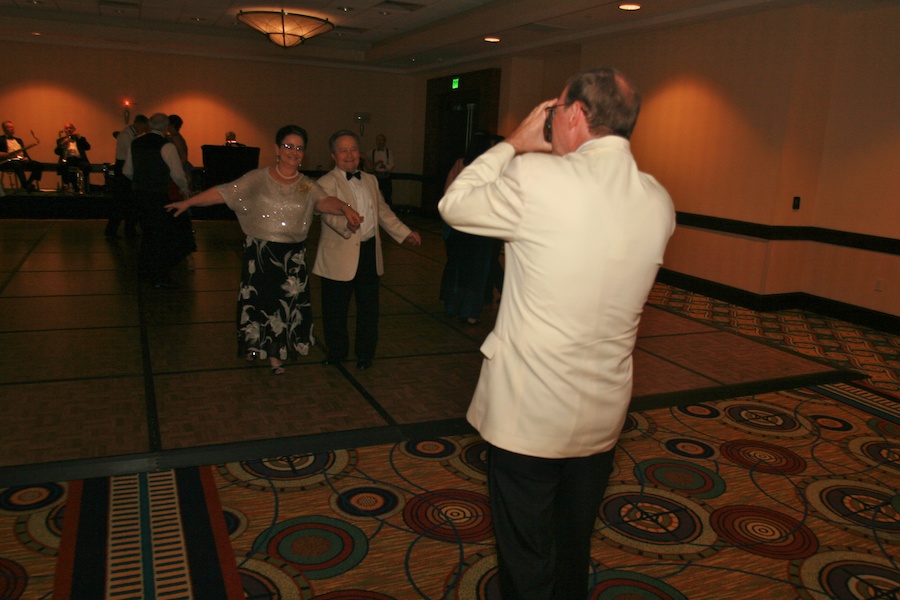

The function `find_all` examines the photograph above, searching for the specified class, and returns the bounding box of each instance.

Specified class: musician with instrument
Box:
[1,121,43,191]
[54,122,92,193]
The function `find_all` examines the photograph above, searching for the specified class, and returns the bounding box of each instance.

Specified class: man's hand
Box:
[404,231,422,246]
[505,99,556,155]
[342,204,363,232]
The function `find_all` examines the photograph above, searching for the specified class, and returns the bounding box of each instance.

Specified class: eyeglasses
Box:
[543,103,566,143]
[281,143,305,152]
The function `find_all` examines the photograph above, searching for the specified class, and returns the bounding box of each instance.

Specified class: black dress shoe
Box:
[356,359,372,370]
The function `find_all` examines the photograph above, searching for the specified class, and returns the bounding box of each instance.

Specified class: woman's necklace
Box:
[275,165,300,180]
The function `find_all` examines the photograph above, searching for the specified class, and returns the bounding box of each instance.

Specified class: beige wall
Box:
[574,2,898,315]
[2,44,420,203]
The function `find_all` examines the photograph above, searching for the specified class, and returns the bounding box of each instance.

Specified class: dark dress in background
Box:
[440,132,504,323]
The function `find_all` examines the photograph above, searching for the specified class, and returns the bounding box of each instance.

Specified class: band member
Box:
[1,120,43,191]
[55,122,92,193]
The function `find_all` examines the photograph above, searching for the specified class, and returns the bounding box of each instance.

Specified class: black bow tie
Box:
[346,171,361,180]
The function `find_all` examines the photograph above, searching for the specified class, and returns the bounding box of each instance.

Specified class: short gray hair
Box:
[148,113,169,132]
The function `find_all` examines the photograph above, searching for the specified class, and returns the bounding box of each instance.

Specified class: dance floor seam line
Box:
[137,276,163,453]
[330,362,399,427]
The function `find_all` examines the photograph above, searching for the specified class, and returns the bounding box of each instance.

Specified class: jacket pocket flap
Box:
[480,332,499,359]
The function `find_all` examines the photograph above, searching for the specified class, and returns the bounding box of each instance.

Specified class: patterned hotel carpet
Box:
[0,293,898,599]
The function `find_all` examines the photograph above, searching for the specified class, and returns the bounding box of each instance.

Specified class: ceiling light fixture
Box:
[484,36,501,43]
[619,3,641,10]
[237,10,334,48]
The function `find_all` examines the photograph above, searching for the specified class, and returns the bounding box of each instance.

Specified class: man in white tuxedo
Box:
[313,129,421,370]
[439,67,675,598]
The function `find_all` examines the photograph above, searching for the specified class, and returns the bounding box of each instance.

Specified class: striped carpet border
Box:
[53,466,242,600]
[811,382,900,424]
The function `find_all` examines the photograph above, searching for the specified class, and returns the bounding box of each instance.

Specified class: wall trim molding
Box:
[676,212,900,255]
[657,269,899,335]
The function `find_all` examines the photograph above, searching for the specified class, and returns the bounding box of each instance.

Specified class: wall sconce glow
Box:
[619,3,641,10]
[123,100,133,125]
[484,37,501,43]
[237,10,334,48]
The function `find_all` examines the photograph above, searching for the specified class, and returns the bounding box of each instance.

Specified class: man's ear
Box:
[568,101,587,128]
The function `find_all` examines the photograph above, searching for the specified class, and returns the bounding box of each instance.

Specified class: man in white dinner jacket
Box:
[313,129,421,370]
[439,67,675,598]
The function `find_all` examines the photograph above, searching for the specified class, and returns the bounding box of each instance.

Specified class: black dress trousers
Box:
[321,237,379,362]
[487,444,617,599]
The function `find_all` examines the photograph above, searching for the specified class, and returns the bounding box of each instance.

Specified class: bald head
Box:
[148,113,169,133]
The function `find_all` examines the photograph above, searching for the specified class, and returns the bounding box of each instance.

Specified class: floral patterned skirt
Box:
[237,236,314,362]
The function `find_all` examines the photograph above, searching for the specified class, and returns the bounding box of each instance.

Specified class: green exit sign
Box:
[451,78,460,89]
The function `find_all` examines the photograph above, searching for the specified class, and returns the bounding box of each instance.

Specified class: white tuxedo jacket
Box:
[439,137,675,459]
[312,167,411,281]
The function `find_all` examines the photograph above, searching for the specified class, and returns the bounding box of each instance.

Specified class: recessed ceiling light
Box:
[619,3,641,10]
[484,36,500,43]
[337,6,353,11]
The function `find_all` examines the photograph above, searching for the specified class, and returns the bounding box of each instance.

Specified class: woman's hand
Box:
[165,200,188,217]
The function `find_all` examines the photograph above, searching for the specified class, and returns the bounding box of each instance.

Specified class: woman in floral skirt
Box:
[166,125,361,374]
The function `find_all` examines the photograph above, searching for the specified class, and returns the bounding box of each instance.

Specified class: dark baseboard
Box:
[657,268,899,335]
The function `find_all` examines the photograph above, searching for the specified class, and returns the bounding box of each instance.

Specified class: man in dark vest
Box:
[124,113,193,288]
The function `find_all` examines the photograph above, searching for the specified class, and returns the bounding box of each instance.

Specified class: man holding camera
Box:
[439,67,675,598]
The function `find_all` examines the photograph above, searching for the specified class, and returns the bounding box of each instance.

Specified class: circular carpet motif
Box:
[867,417,900,439]
[718,400,813,437]
[810,414,855,432]
[330,484,405,521]
[844,435,900,475]
[449,549,500,599]
[0,484,65,514]
[710,505,818,559]
[237,553,312,600]
[662,437,719,461]
[633,459,725,499]
[792,548,900,600]
[401,438,461,460]
[0,557,27,600]
[803,478,900,543]
[597,484,718,560]
[444,435,489,484]
[259,516,368,580]
[219,450,357,491]
[620,412,656,440]
[222,506,248,540]
[403,489,492,543]
[588,569,688,600]
[720,440,806,474]
[15,503,64,556]
[675,403,721,420]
